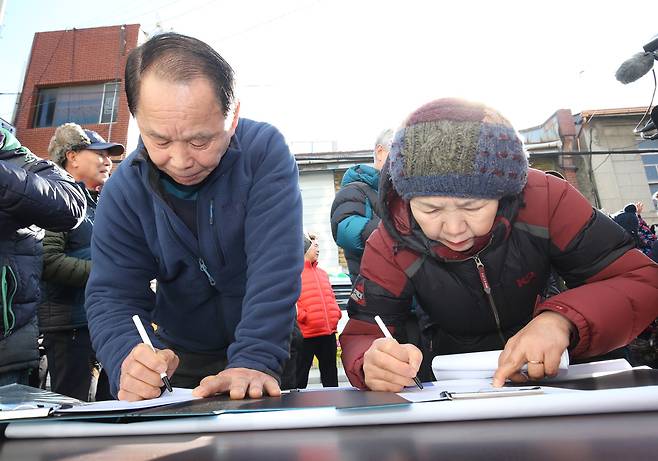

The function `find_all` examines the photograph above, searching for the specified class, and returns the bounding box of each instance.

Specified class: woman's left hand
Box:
[492,311,574,387]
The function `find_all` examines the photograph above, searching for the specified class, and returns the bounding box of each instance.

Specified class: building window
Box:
[33,82,120,128]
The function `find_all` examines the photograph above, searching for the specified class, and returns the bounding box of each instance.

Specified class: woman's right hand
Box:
[363,337,422,392]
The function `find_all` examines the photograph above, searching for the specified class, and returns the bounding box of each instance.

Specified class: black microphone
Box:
[615,52,656,84]
[643,36,658,53]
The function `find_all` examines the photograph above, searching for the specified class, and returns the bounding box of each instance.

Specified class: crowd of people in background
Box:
[1,32,658,401]
[611,201,658,367]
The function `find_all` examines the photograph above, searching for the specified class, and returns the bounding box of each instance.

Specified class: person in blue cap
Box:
[39,123,124,401]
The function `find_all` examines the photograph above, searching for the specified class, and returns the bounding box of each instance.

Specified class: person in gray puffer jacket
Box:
[0,127,86,386]
[39,123,124,400]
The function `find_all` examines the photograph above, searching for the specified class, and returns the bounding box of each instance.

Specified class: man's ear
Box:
[226,100,241,136]
[65,150,77,166]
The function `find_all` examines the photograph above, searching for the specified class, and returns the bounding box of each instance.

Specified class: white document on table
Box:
[56,387,199,413]
[431,349,570,380]
[404,358,634,403]
[397,379,576,403]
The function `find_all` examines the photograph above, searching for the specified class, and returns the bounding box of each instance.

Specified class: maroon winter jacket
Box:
[340,168,658,389]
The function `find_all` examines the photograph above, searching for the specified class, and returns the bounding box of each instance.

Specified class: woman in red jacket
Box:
[296,233,342,388]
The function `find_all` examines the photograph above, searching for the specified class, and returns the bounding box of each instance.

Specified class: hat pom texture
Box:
[389,99,528,200]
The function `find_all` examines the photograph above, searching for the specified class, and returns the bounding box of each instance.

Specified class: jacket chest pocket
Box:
[213,200,247,271]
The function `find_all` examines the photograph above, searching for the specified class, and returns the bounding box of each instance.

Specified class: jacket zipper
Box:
[207,199,225,267]
[199,258,216,286]
[1,264,17,336]
[160,209,217,289]
[473,254,506,347]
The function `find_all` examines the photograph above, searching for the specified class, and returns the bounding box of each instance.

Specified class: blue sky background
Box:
[1,0,657,151]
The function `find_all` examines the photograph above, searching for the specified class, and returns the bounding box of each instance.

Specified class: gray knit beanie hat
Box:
[48,123,124,167]
[389,98,529,200]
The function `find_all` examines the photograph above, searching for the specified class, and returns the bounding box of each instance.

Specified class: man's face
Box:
[135,73,239,185]
[305,238,319,263]
[66,148,113,190]
[409,195,499,252]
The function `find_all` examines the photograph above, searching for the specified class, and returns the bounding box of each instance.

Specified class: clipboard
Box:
[124,388,411,419]
[440,386,544,400]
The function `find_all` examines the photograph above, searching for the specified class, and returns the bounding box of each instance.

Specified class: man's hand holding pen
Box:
[118,344,179,401]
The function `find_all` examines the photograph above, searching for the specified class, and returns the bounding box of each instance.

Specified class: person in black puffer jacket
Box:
[612,203,641,248]
[0,128,86,386]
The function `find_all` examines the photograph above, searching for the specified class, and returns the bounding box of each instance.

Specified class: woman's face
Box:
[409,195,499,251]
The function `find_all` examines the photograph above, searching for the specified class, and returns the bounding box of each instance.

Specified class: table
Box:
[2,411,657,461]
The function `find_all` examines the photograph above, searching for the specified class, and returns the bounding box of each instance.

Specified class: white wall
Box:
[299,171,341,274]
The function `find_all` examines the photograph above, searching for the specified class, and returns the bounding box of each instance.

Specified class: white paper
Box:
[397,378,577,403]
[56,387,199,413]
[0,406,54,421]
[432,349,570,380]
[548,358,632,381]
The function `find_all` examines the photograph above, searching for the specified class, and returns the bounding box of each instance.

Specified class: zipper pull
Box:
[209,200,214,225]
[198,258,216,286]
[474,255,491,294]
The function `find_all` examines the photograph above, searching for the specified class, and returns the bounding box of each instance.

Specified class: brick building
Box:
[13,24,141,159]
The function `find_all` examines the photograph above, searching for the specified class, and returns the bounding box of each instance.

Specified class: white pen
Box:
[374,315,423,389]
[131,314,173,393]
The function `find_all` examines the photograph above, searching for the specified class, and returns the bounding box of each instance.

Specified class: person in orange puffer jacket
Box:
[296,233,342,388]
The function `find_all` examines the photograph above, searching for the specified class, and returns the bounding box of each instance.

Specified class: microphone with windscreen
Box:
[615,34,658,84]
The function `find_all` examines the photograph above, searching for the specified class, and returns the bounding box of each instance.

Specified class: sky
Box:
[1,0,657,152]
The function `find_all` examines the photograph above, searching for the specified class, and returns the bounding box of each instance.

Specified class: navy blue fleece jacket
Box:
[85,119,303,396]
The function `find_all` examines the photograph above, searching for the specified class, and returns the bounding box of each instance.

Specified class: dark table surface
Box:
[2,411,657,461]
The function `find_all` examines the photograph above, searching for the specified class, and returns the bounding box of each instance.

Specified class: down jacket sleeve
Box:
[330,183,380,254]
[339,228,415,388]
[0,157,86,235]
[531,175,658,358]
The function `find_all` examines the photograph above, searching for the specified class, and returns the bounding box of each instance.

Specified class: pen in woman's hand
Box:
[374,315,423,390]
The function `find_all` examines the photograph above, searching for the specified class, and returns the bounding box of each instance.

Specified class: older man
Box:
[39,123,124,401]
[86,33,303,401]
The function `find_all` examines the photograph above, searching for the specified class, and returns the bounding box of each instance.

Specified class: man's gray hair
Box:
[374,129,394,156]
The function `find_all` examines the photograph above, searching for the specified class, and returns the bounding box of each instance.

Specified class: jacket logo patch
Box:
[516,271,536,288]
[350,282,366,306]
